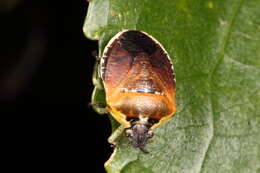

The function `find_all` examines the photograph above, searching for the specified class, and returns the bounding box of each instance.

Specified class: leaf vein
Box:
[197,0,245,173]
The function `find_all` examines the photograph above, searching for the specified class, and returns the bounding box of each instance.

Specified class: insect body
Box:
[100,30,176,150]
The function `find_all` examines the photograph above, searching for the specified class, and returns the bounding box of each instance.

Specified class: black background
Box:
[1,0,112,172]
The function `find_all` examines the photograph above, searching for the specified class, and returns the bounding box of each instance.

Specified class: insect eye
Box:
[126,117,139,122]
[148,118,159,124]
[147,130,154,138]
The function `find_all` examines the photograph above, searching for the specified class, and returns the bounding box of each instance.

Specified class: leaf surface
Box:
[83,0,260,172]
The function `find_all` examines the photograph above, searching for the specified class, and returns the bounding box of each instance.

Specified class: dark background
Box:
[0,0,112,172]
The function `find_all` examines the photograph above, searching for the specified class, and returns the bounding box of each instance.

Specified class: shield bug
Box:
[98,30,176,151]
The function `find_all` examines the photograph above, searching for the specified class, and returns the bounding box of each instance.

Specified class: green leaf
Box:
[83,0,260,172]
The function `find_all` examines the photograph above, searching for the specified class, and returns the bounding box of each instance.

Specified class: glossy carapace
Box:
[100,30,176,150]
